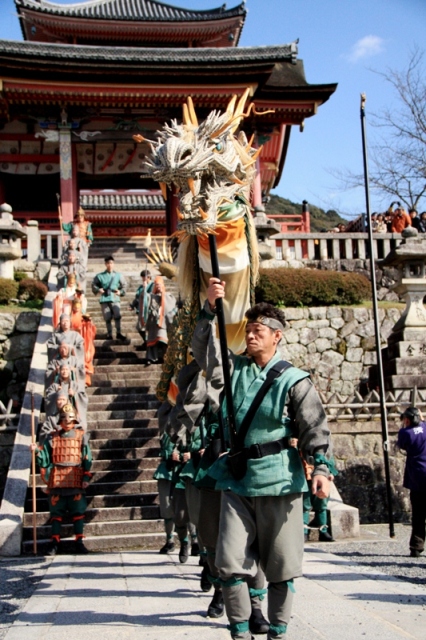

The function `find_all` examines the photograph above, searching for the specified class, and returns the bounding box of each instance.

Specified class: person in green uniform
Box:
[289,437,336,542]
[30,402,92,556]
[129,269,154,346]
[153,431,176,554]
[92,256,127,340]
[191,278,332,640]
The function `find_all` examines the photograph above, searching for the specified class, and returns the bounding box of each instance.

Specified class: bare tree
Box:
[335,48,426,211]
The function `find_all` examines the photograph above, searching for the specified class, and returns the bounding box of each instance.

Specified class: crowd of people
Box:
[370,202,426,233]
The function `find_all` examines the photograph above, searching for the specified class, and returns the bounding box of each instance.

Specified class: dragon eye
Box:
[215,141,223,152]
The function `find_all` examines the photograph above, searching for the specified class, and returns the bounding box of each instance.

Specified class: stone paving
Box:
[2,543,425,640]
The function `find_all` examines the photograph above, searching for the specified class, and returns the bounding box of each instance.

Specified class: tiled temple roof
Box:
[80,191,165,210]
[0,40,296,65]
[15,0,246,22]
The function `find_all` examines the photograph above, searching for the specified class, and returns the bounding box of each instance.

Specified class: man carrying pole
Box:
[191,278,332,640]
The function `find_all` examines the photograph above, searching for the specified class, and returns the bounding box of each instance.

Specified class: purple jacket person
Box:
[397,406,426,556]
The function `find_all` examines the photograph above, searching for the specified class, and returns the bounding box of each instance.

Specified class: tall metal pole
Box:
[360,94,395,537]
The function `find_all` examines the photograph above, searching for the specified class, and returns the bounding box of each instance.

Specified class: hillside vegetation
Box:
[265,194,348,232]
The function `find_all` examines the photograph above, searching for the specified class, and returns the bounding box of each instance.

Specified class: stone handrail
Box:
[271,231,403,262]
[0,267,57,556]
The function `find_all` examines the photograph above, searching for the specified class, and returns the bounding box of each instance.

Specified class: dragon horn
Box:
[187,96,199,127]
[244,145,263,167]
[235,87,251,118]
[226,94,238,116]
[199,207,209,220]
[177,208,184,221]
[245,133,255,151]
[182,103,191,126]
[188,177,196,196]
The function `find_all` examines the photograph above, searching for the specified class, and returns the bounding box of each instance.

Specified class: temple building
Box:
[0,0,337,242]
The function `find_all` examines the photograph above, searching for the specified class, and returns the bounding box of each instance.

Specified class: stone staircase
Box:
[22,240,179,554]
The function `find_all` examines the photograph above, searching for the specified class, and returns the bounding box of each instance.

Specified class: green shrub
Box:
[255,268,371,307]
[18,278,48,302]
[14,271,28,282]
[0,278,19,304]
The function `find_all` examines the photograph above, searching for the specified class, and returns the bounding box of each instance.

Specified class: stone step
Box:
[22,531,165,554]
[32,467,157,487]
[86,418,158,428]
[27,491,159,511]
[23,504,160,527]
[23,518,164,541]
[29,478,159,495]
[87,427,158,440]
[89,437,159,450]
[90,374,161,384]
[84,409,158,421]
[90,458,158,471]
[86,378,160,388]
[87,386,154,396]
[86,400,160,413]
[90,446,160,461]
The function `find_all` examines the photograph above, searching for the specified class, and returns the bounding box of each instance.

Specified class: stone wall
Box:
[0,311,41,500]
[279,305,402,395]
[332,420,409,524]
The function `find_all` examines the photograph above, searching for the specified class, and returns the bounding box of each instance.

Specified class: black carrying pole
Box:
[208,234,238,453]
[360,93,395,538]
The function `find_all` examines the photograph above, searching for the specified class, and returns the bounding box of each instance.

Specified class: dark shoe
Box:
[410,549,422,558]
[191,542,200,556]
[116,333,127,341]
[46,539,59,556]
[200,564,212,592]
[319,530,335,542]
[145,359,152,367]
[207,590,224,618]
[249,608,269,634]
[75,539,89,554]
[159,540,175,554]
[179,541,189,563]
[106,334,113,340]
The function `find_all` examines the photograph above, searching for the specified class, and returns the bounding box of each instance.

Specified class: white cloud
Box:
[347,35,385,63]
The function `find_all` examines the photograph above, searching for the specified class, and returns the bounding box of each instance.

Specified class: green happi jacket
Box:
[92,270,126,304]
[209,353,310,496]
[153,432,175,482]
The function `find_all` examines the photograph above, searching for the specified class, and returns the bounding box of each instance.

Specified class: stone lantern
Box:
[0,204,27,279]
[382,227,426,333]
[372,226,426,395]
[252,204,281,261]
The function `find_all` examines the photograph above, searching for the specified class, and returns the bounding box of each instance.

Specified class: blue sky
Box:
[0,0,425,218]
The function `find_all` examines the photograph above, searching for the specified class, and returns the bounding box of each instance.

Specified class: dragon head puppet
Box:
[136,89,271,401]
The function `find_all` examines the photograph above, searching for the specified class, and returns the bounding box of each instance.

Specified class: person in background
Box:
[397,406,426,558]
[409,208,421,231]
[417,212,426,233]
[92,256,127,341]
[390,204,411,233]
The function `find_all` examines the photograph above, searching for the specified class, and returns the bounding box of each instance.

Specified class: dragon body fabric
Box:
[139,89,266,402]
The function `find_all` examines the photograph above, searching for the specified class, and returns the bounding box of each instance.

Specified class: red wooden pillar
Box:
[59,126,74,223]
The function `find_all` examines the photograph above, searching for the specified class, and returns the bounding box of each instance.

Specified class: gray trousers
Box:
[101,301,121,334]
[171,487,196,542]
[198,488,267,615]
[216,491,303,640]
[157,479,174,537]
